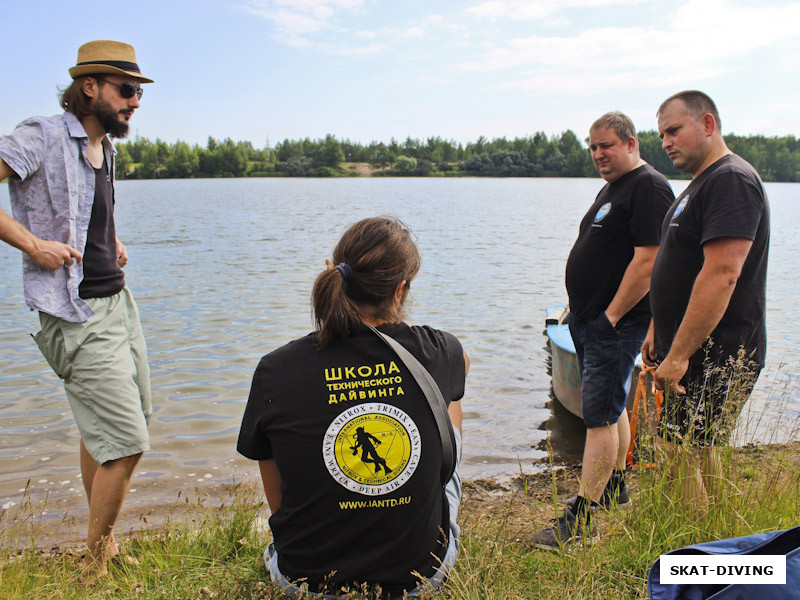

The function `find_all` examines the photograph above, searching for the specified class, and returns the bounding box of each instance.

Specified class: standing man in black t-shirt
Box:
[0,41,153,574]
[531,113,673,550]
[644,91,769,506]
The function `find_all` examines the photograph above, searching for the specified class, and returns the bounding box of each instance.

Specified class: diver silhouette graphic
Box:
[350,426,393,474]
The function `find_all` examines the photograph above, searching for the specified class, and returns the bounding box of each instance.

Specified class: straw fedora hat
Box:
[68,40,153,83]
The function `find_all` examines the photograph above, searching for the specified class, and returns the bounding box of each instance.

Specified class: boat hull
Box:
[549,328,583,418]
[545,304,640,421]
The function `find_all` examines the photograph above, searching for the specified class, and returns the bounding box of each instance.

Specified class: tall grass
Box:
[446,363,800,600]
[2,440,797,600]
[0,484,275,600]
[444,447,798,599]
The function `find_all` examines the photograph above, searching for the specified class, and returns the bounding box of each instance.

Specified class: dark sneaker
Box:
[565,474,630,511]
[528,507,599,551]
[603,475,630,507]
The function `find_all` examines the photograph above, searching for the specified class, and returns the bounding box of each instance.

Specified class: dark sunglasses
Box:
[102,80,144,100]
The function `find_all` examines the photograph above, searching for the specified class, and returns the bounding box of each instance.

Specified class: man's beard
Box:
[94,99,130,139]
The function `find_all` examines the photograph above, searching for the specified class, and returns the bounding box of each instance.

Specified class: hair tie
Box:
[335,263,352,282]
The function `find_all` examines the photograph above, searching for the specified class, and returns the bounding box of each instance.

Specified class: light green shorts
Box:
[33,287,152,465]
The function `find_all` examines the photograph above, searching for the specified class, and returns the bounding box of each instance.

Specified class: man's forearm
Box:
[1,207,82,269]
[605,246,658,326]
[0,208,38,255]
[662,267,738,364]
[653,237,752,392]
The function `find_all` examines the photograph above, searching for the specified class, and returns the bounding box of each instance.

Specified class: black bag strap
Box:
[365,324,456,485]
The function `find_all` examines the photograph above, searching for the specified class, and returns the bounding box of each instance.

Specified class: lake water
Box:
[2,177,799,533]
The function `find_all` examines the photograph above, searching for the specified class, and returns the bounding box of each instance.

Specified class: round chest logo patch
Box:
[594,201,612,223]
[323,403,421,495]
[672,195,689,219]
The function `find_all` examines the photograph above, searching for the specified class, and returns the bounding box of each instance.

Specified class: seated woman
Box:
[238,217,468,598]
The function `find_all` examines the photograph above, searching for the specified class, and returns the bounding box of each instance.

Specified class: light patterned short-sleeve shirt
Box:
[0,112,116,323]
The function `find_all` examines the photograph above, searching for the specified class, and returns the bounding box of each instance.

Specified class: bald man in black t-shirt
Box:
[644,90,770,507]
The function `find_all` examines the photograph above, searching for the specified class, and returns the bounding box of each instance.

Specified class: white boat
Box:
[545,304,583,418]
[545,304,641,420]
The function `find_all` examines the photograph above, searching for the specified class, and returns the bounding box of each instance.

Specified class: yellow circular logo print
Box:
[323,403,421,495]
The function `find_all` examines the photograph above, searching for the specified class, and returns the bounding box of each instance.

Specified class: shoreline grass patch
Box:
[2,437,798,599]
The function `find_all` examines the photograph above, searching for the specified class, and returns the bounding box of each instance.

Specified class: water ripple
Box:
[1,178,797,509]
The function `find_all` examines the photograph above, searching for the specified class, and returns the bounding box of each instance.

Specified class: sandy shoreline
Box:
[5,439,799,555]
[3,457,580,553]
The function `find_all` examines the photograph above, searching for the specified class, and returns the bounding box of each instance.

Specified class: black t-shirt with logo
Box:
[79,159,125,299]
[650,154,770,367]
[237,323,465,597]
[565,164,674,324]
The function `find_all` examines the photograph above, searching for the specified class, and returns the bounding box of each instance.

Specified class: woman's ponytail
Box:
[312,217,420,348]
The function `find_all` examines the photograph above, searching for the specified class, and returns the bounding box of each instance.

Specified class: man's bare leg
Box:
[701,446,724,502]
[80,441,142,572]
[579,424,618,503]
[656,436,710,511]
[80,442,118,558]
[615,409,630,471]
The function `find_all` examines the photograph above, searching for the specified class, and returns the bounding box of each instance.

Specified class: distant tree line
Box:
[114,131,800,182]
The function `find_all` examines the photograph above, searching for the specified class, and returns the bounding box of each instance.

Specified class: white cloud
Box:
[238,0,366,43]
[458,1,800,97]
[466,1,518,19]
[236,0,800,98]
[325,42,385,56]
[420,13,445,25]
[501,63,732,96]
[764,103,797,112]
[237,1,452,54]
[400,27,425,39]
[421,75,454,85]
[465,0,644,20]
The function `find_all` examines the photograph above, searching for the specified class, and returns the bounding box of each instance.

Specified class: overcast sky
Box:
[3,0,799,148]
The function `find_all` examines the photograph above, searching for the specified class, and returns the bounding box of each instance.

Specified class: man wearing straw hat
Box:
[0,40,153,573]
